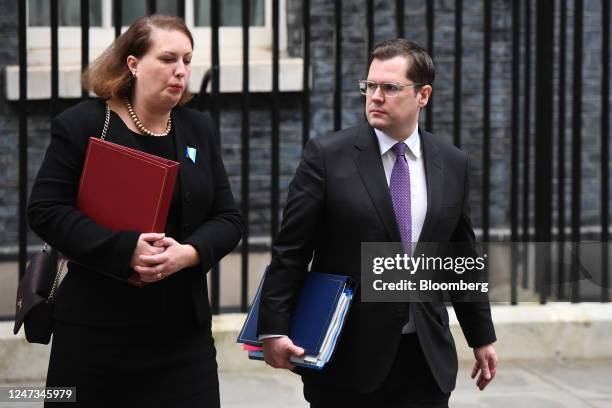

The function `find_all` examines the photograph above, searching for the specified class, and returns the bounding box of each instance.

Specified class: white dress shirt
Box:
[375,126,428,334]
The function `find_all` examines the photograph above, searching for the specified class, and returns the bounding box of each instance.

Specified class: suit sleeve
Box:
[257,138,326,336]
[450,157,497,348]
[27,115,140,281]
[183,114,244,274]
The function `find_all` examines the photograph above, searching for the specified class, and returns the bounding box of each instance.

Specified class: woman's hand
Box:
[133,237,200,282]
[130,233,166,270]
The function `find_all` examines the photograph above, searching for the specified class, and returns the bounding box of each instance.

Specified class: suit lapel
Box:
[418,127,442,244]
[172,112,189,168]
[353,122,402,243]
[171,110,192,238]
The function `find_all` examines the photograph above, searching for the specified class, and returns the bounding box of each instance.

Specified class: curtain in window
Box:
[121,0,178,26]
[28,0,102,27]
[194,0,265,27]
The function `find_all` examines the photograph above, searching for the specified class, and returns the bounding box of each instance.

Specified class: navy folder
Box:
[237,270,355,362]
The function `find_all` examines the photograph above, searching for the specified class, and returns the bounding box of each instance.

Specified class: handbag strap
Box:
[40,244,65,303]
[41,102,110,302]
[101,103,110,141]
[47,256,65,302]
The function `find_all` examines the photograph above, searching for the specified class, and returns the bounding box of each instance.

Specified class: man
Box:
[257,39,497,408]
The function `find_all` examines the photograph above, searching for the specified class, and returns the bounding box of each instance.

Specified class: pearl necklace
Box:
[124,99,172,137]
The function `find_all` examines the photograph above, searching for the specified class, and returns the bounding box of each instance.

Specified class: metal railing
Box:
[12,0,612,316]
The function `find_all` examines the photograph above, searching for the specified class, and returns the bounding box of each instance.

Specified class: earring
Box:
[132,71,137,78]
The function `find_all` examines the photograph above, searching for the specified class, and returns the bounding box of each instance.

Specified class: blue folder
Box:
[237,270,356,367]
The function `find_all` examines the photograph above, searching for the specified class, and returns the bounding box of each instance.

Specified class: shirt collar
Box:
[374,126,421,159]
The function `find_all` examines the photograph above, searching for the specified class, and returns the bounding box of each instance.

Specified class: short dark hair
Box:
[369,39,435,89]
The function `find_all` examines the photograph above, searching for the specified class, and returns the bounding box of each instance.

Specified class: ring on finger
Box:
[156,272,162,279]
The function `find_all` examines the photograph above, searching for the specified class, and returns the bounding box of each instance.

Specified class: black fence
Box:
[13,0,611,315]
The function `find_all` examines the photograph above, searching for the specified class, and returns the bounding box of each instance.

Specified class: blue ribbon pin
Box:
[186,146,197,164]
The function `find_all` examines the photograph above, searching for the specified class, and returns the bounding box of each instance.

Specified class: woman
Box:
[27,15,243,407]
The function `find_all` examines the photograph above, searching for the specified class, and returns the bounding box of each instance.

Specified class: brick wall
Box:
[0,0,610,250]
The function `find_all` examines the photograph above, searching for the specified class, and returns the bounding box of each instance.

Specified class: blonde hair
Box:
[82,14,194,105]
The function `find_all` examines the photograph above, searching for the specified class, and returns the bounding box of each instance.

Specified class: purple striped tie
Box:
[390,143,412,254]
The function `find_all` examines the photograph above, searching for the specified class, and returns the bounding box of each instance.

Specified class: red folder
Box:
[77,137,180,286]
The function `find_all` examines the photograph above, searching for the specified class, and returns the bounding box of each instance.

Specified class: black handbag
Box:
[13,244,65,344]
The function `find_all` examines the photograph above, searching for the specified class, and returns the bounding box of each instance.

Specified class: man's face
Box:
[365,56,430,139]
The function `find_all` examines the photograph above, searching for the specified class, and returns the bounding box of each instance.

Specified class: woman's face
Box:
[128,28,192,109]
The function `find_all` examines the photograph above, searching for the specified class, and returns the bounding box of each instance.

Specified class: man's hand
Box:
[471,343,497,391]
[262,336,305,370]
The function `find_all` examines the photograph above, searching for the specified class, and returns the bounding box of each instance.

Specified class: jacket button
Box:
[184,223,191,230]
[185,192,192,203]
[395,308,405,318]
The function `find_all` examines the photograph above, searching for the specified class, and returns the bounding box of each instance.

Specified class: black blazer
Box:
[27,99,243,327]
[257,121,496,394]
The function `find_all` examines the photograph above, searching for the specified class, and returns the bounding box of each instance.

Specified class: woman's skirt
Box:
[45,320,220,407]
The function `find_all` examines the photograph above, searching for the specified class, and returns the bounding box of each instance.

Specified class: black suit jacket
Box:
[257,121,496,394]
[27,99,243,327]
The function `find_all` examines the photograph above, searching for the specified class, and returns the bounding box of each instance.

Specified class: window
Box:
[28,0,265,27]
[6,0,302,99]
[28,0,104,27]
[26,0,277,55]
[194,0,265,27]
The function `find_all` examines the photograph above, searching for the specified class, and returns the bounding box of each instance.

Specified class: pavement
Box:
[2,359,611,407]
